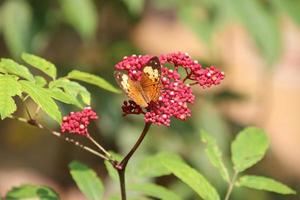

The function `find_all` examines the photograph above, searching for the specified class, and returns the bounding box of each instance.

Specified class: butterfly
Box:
[115,56,162,107]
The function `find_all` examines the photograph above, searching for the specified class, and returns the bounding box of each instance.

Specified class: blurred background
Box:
[0,0,300,199]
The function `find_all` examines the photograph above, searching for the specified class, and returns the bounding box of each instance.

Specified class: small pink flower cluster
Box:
[61,107,98,136]
[115,52,225,126]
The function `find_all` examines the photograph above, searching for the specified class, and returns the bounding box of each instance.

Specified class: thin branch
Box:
[87,134,112,159]
[224,170,239,200]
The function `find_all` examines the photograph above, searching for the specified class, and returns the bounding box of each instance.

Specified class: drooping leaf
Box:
[0,58,34,81]
[22,53,57,79]
[49,78,91,105]
[58,0,98,40]
[20,80,61,123]
[0,75,22,119]
[129,183,182,200]
[67,70,121,93]
[238,175,296,195]
[272,0,300,27]
[1,0,32,57]
[49,88,82,108]
[231,127,269,172]
[69,161,104,200]
[5,185,59,200]
[228,0,281,65]
[161,153,220,200]
[137,153,172,178]
[201,130,230,182]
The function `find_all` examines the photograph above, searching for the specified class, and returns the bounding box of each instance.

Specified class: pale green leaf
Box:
[0,75,22,119]
[22,53,57,79]
[59,0,98,40]
[5,184,59,200]
[20,80,62,123]
[129,183,182,200]
[49,88,82,108]
[69,161,104,200]
[34,76,47,87]
[1,0,32,57]
[67,70,120,93]
[272,0,300,26]
[231,127,269,172]
[137,154,172,178]
[161,153,220,200]
[49,78,91,105]
[238,175,296,195]
[201,130,230,182]
[0,58,34,81]
[228,0,281,65]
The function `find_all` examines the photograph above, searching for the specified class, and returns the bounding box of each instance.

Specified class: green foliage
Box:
[201,130,230,182]
[0,59,34,81]
[238,175,296,195]
[231,127,269,172]
[129,183,182,200]
[67,70,121,93]
[5,185,59,200]
[272,0,300,26]
[69,161,104,200]
[0,75,22,119]
[58,0,98,40]
[123,0,145,15]
[161,153,220,200]
[21,53,57,80]
[20,80,62,123]
[1,0,32,57]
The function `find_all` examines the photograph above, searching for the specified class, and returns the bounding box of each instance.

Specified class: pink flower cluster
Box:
[115,52,225,126]
[61,107,98,136]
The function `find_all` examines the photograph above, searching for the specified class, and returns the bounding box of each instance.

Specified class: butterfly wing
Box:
[114,71,148,107]
[140,56,162,103]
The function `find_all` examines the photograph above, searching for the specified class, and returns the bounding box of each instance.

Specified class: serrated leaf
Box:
[161,153,220,200]
[231,127,269,172]
[69,161,104,200]
[5,184,59,200]
[129,183,182,200]
[137,154,172,178]
[49,88,82,108]
[67,70,120,93]
[20,80,61,123]
[238,175,296,195]
[49,78,91,105]
[201,130,230,182]
[34,76,47,87]
[0,75,22,119]
[59,0,98,40]
[22,53,57,79]
[0,58,34,81]
[228,0,281,65]
[1,0,32,57]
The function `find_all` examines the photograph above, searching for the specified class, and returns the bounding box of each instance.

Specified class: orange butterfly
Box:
[115,57,162,107]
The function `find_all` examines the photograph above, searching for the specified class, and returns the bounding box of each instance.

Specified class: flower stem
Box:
[224,170,238,200]
[114,122,152,200]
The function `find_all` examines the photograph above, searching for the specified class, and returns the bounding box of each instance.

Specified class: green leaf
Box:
[59,0,98,40]
[67,70,120,93]
[22,53,57,79]
[123,0,145,15]
[0,75,22,119]
[129,183,182,200]
[201,130,230,182]
[231,127,269,172]
[137,154,172,178]
[228,0,281,65]
[49,78,91,105]
[1,0,32,57]
[272,0,300,27]
[34,76,47,87]
[5,184,59,200]
[20,80,62,123]
[161,153,220,200]
[69,161,104,200]
[49,88,82,108]
[0,58,34,81]
[238,175,296,195]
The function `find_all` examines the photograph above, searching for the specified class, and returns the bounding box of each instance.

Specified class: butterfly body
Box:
[115,57,162,107]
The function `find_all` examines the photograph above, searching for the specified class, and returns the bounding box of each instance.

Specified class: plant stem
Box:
[224,170,238,200]
[115,122,152,200]
[87,134,112,159]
